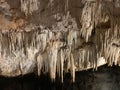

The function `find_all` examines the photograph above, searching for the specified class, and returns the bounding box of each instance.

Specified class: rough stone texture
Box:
[0,0,120,82]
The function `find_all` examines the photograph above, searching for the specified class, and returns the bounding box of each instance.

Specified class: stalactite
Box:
[65,0,69,13]
[80,2,95,42]
[20,0,39,15]
[37,54,43,76]
[104,37,120,66]
[102,1,120,66]
[70,53,75,82]
[60,49,64,83]
[49,41,59,81]
[49,0,54,10]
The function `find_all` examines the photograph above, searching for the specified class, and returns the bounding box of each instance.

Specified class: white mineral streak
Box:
[20,0,39,15]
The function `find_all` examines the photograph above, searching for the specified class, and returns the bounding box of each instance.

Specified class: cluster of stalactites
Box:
[101,1,120,66]
[104,20,120,66]
[80,0,102,42]
[80,0,120,67]
[0,13,77,82]
[0,0,119,83]
[0,10,105,82]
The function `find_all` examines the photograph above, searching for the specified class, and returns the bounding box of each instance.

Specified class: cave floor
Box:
[0,65,120,90]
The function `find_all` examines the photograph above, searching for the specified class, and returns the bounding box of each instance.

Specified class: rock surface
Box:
[0,0,119,82]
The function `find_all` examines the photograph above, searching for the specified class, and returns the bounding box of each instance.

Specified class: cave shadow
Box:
[0,65,120,90]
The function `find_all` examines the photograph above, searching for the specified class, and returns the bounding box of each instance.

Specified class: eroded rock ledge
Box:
[0,0,120,82]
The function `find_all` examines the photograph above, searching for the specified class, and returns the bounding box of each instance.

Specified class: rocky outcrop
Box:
[0,0,119,82]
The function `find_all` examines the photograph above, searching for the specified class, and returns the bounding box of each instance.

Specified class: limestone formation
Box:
[0,0,119,82]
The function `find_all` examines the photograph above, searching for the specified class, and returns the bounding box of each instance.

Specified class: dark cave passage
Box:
[0,65,120,90]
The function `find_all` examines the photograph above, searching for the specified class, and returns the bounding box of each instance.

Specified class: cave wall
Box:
[0,0,120,82]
